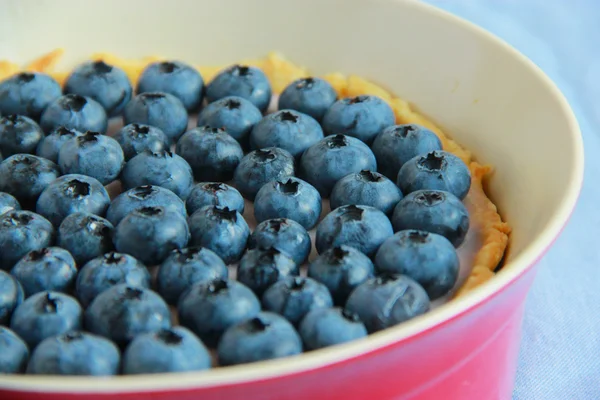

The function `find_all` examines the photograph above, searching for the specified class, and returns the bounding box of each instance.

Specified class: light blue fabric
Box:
[422,1,599,399]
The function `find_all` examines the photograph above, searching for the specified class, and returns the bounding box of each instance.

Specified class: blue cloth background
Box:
[422,1,598,399]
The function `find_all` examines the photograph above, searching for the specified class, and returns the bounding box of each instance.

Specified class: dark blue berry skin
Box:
[36,174,110,227]
[10,247,77,297]
[0,270,24,325]
[114,206,190,266]
[107,185,186,226]
[138,61,204,111]
[0,210,55,271]
[278,77,337,122]
[186,182,245,216]
[113,123,169,161]
[75,252,150,308]
[206,65,272,112]
[124,92,188,144]
[121,150,194,200]
[176,126,243,182]
[0,192,20,216]
[197,96,262,145]
[249,218,311,266]
[0,327,29,373]
[315,205,393,257]
[0,72,62,120]
[27,331,120,376]
[40,94,108,134]
[57,212,114,266]
[234,147,296,201]
[307,245,375,306]
[262,277,333,326]
[237,247,299,297]
[371,124,442,180]
[84,284,171,347]
[0,154,60,204]
[122,327,210,374]
[250,110,324,159]
[188,206,250,265]
[10,291,83,348]
[299,307,367,350]
[65,61,132,116]
[58,131,125,185]
[300,134,377,197]
[0,114,44,157]
[178,279,260,347]
[330,170,403,215]
[36,126,83,163]
[157,247,228,305]
[397,150,471,200]
[218,312,302,366]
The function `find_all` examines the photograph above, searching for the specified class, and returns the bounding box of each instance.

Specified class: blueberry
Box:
[186,182,245,216]
[107,185,187,226]
[299,307,367,350]
[278,77,337,122]
[0,210,55,271]
[371,124,442,180]
[0,154,60,204]
[397,150,471,200]
[10,247,77,297]
[27,331,120,376]
[114,206,190,266]
[0,72,62,120]
[57,212,114,266]
[36,126,83,163]
[36,174,110,227]
[0,270,24,325]
[10,291,82,348]
[233,147,295,200]
[307,246,375,305]
[85,284,170,347]
[65,60,132,116]
[188,206,250,264]
[249,218,311,265]
[197,96,262,145]
[157,247,228,305]
[0,327,29,373]
[0,115,44,157]
[40,94,108,134]
[217,312,302,366]
[315,205,393,257]
[75,252,150,308]
[138,61,204,111]
[300,134,377,197]
[178,279,260,347]
[206,65,272,112]
[113,123,169,161]
[237,247,299,296]
[124,92,188,144]
[330,170,403,215]
[0,192,20,216]
[121,150,194,200]
[58,131,125,185]
[122,327,210,374]
[176,126,243,182]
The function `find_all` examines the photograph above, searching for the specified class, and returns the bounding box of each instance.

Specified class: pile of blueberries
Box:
[0,59,471,376]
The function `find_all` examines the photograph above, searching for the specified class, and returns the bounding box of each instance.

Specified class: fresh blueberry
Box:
[36,126,83,163]
[58,212,114,266]
[36,174,110,227]
[188,206,250,264]
[0,192,20,216]
[233,147,295,200]
[178,279,260,347]
[278,77,337,122]
[113,123,169,161]
[197,96,262,145]
[217,312,302,366]
[330,170,403,215]
[0,154,60,204]
[0,72,62,120]
[26,331,120,376]
[10,291,82,348]
[0,270,24,325]
[85,284,171,347]
[176,126,243,182]
[307,245,375,305]
[10,247,77,297]
[206,65,272,112]
[40,94,108,134]
[65,60,132,116]
[0,327,29,373]
[397,151,471,200]
[371,124,442,180]
[157,246,228,305]
[124,92,188,144]
[138,61,204,111]
[300,134,377,197]
[186,182,245,216]
[114,206,190,266]
[249,218,311,265]
[121,150,194,200]
[122,327,210,374]
[237,247,299,296]
[299,307,367,350]
[0,114,44,157]
[75,252,150,308]
[315,205,393,257]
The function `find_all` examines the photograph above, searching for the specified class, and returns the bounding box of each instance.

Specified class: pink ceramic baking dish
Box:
[0,0,583,399]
